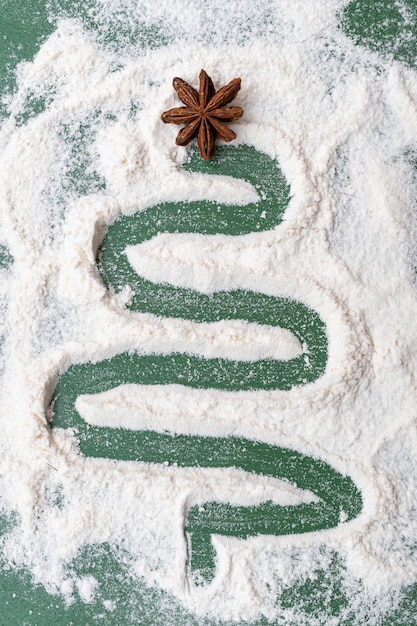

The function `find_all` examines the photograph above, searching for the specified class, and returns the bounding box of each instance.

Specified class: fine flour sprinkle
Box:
[1,1,417,623]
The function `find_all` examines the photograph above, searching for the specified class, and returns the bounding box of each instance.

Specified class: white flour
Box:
[1,1,417,623]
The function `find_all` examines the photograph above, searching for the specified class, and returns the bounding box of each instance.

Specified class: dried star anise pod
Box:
[161,69,244,160]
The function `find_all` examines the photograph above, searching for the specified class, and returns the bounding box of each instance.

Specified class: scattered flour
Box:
[0,1,417,623]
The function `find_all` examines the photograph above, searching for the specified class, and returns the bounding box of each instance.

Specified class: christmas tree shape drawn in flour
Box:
[52,145,363,585]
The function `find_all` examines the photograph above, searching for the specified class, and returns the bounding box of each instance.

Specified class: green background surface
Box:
[1,1,417,624]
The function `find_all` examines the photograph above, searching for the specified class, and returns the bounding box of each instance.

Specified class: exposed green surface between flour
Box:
[53,144,362,586]
[339,0,417,68]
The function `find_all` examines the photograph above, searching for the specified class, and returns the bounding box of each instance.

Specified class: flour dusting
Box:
[1,1,417,624]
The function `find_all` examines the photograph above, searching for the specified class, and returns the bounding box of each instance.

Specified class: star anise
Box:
[161,69,244,160]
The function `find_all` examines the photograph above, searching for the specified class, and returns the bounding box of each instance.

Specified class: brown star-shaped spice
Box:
[161,69,244,160]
